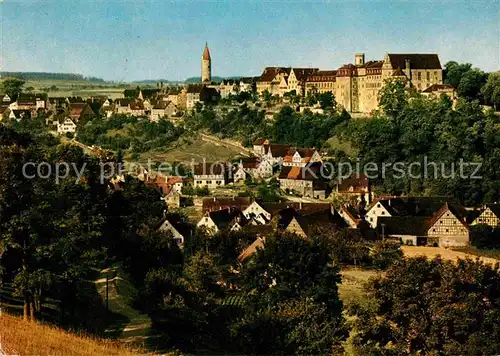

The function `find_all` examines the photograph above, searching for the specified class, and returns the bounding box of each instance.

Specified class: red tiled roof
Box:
[69,103,87,116]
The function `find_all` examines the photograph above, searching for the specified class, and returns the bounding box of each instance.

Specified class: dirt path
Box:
[402,246,500,265]
[95,267,156,345]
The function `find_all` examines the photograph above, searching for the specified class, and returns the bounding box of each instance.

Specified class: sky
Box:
[1,0,498,82]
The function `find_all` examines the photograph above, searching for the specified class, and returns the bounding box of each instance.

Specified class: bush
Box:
[195,186,210,196]
[370,240,403,270]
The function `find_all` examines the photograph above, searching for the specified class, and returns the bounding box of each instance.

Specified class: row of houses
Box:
[192,196,500,249]
[367,197,500,247]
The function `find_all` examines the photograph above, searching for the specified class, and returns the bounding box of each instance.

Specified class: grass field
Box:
[0,314,143,356]
[1,78,129,99]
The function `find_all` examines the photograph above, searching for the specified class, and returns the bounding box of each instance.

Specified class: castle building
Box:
[257,53,444,114]
[201,43,212,83]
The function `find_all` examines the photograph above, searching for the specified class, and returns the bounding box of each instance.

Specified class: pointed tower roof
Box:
[202,43,211,60]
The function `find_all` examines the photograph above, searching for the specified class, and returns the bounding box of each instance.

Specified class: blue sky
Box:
[1,0,498,81]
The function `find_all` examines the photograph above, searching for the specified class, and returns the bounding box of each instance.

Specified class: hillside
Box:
[0,314,142,356]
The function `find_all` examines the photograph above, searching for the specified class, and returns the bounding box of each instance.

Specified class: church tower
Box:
[201,42,211,83]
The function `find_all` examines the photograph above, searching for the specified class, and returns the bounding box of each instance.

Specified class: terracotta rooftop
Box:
[202,43,211,60]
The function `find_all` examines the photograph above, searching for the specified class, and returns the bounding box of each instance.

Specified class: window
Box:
[446,229,449,233]
[417,72,421,81]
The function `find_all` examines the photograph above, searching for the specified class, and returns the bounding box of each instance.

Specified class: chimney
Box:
[405,59,411,80]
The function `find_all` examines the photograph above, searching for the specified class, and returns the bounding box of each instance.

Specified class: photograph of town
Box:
[0,0,499,355]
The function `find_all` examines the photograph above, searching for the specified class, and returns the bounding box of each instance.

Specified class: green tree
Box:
[458,68,488,100]
[444,61,472,89]
[349,257,500,355]
[481,71,500,109]
[235,233,347,354]
[378,78,407,119]
[1,78,25,99]
[318,91,336,110]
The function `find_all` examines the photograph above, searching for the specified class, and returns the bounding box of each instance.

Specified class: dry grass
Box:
[402,246,500,265]
[0,313,145,356]
[339,268,380,308]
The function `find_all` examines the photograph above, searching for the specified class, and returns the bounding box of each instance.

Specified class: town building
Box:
[421,83,456,99]
[193,162,228,189]
[471,204,500,228]
[371,198,470,247]
[278,162,327,199]
[305,70,337,95]
[157,213,193,246]
[282,147,322,167]
[186,84,219,110]
[150,100,177,122]
[197,208,247,234]
[9,93,47,110]
[331,173,372,204]
[57,117,77,135]
[68,103,95,122]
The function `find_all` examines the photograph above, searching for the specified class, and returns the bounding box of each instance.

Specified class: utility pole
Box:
[105,274,109,313]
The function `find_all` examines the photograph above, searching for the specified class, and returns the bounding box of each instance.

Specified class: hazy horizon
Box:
[2,0,498,81]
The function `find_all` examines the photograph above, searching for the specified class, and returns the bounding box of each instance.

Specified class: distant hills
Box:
[132,79,175,84]
[0,72,105,82]
[184,76,244,84]
[0,71,249,85]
